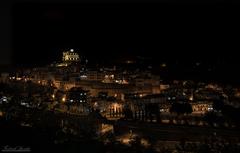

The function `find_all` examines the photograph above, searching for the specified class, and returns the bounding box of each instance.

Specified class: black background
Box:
[1,0,240,82]
[12,2,240,65]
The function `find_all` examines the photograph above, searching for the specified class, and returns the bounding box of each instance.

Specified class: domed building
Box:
[62,49,80,63]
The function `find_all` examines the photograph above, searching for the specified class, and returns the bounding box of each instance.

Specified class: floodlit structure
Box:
[62,49,80,62]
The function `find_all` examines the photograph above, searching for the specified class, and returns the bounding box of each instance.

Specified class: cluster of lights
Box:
[104,75,114,79]
[167,97,176,100]
[69,99,86,103]
[115,79,129,84]
[102,75,115,83]
[160,109,165,112]
[56,63,68,67]
[20,101,30,107]
[80,75,87,79]
[207,107,213,111]
[9,77,30,81]
[0,96,8,104]
[112,103,122,112]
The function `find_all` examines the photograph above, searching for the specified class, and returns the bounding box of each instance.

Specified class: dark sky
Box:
[11,1,240,67]
[2,1,239,83]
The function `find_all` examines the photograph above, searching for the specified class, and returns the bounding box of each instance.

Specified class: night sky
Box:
[9,1,240,82]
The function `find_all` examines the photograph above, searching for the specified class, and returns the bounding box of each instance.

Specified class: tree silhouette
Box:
[123,104,133,119]
[213,99,224,111]
[145,103,161,122]
[204,111,219,126]
[170,102,192,115]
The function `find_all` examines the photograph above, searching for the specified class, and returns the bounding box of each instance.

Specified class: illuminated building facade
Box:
[62,49,80,62]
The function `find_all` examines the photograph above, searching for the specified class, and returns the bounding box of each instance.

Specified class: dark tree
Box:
[170,102,192,115]
[204,111,220,126]
[212,99,224,111]
[145,103,161,122]
[184,102,193,114]
[123,104,133,119]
